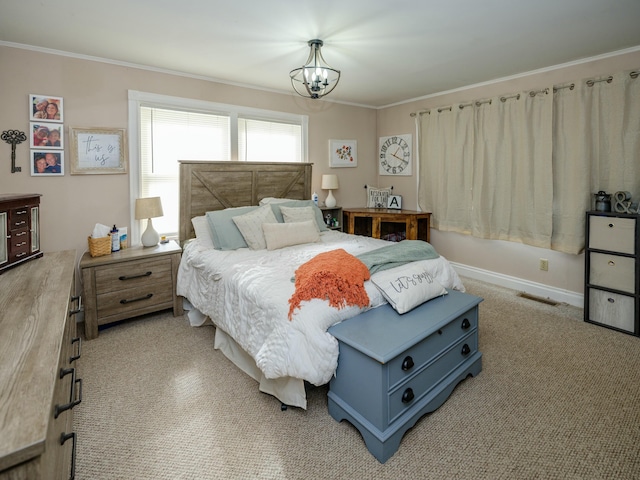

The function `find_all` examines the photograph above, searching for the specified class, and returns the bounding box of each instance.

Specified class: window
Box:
[128,91,308,241]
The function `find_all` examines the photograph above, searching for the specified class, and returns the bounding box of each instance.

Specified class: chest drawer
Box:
[387,307,477,388]
[94,256,172,294]
[388,331,478,421]
[589,216,636,254]
[589,252,635,293]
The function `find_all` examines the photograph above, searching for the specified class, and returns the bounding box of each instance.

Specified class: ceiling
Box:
[1,0,640,108]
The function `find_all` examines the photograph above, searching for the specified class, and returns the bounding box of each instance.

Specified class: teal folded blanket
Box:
[356,240,440,274]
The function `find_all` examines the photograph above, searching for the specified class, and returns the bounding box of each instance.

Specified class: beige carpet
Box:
[73,278,640,479]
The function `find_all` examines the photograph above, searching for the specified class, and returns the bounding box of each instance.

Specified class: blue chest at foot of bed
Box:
[327,289,483,463]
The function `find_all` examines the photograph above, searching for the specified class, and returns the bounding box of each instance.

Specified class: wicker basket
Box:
[88,235,112,257]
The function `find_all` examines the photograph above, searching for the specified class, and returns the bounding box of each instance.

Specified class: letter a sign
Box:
[387,195,402,209]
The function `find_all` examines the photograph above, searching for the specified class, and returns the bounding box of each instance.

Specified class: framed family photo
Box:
[29,94,63,123]
[31,150,64,176]
[30,122,63,149]
[329,139,357,167]
[70,127,127,174]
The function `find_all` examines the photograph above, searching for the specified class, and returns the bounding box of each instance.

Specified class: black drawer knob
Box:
[461,343,471,356]
[461,318,471,330]
[401,356,414,371]
[402,388,415,404]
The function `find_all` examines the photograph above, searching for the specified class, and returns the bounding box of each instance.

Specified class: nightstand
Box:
[320,206,343,231]
[80,240,183,339]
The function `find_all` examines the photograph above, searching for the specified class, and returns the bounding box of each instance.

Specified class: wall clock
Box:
[379,134,412,175]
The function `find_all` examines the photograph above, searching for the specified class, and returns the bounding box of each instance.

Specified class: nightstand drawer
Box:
[387,307,477,388]
[94,256,172,294]
[589,216,635,254]
[96,278,173,319]
[589,252,635,293]
[388,332,477,421]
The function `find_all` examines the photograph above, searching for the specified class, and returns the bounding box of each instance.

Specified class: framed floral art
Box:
[329,139,357,168]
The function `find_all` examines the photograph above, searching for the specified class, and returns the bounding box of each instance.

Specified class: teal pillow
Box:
[269,200,328,232]
[205,206,258,250]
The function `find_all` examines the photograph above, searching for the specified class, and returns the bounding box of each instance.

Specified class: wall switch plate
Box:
[539,258,549,271]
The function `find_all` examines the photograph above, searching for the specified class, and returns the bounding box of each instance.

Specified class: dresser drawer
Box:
[9,207,30,230]
[388,331,478,421]
[94,256,172,294]
[589,252,635,293]
[589,216,636,254]
[387,307,477,388]
[9,227,30,261]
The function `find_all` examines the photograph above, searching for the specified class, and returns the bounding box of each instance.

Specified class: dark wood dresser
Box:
[0,193,42,274]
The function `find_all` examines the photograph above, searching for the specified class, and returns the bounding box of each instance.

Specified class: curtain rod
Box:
[409,69,639,117]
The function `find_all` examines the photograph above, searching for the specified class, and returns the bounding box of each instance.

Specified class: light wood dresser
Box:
[342,208,431,242]
[80,240,183,340]
[584,211,639,336]
[0,250,81,479]
[328,290,482,463]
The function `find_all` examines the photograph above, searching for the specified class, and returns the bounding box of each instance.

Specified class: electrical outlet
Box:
[539,258,549,271]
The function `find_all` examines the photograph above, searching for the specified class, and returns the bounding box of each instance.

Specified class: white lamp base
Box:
[325,190,336,208]
[141,218,159,247]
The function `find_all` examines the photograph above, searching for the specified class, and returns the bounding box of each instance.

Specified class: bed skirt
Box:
[186,304,308,409]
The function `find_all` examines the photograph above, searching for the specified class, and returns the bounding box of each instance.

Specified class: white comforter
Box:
[177,230,464,386]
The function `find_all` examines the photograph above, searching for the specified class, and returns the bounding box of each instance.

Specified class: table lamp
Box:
[321,174,339,208]
[135,197,164,247]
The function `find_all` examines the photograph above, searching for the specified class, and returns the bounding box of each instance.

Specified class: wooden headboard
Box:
[179,161,313,244]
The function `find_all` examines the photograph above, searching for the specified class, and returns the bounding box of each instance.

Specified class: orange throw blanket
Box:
[288,249,370,320]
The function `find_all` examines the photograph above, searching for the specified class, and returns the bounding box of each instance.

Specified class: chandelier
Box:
[290,39,340,99]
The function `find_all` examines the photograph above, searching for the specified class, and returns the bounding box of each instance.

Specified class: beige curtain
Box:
[552,71,640,254]
[418,105,474,233]
[419,89,554,248]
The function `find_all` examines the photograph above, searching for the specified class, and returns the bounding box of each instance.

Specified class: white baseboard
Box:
[452,262,584,308]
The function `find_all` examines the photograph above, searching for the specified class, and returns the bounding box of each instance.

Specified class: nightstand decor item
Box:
[135,196,164,247]
[322,174,339,208]
[290,39,340,99]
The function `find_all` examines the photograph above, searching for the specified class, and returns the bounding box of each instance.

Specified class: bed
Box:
[176,161,465,409]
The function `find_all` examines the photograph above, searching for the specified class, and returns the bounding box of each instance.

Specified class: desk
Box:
[342,208,431,242]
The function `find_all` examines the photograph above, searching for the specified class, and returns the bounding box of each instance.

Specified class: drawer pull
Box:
[55,368,82,418]
[608,223,614,228]
[608,297,615,303]
[16,241,26,247]
[608,260,615,266]
[60,432,77,480]
[14,220,26,226]
[461,318,471,330]
[401,356,414,371]
[401,388,415,404]
[119,271,152,281]
[461,343,471,356]
[15,252,26,258]
[70,337,82,362]
[15,209,27,215]
[120,293,153,304]
[69,295,82,316]
[15,231,27,237]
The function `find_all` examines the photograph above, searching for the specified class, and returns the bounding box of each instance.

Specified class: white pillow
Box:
[279,205,321,232]
[232,204,278,250]
[191,215,215,249]
[258,197,298,206]
[262,220,320,250]
[371,263,447,314]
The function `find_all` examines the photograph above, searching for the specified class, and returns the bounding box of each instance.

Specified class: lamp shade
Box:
[135,197,163,220]
[321,174,339,190]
